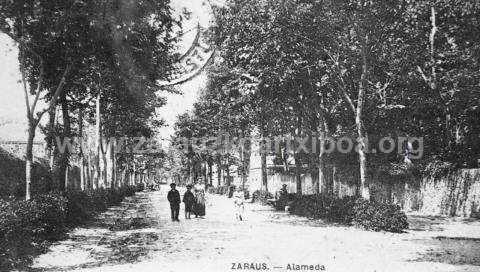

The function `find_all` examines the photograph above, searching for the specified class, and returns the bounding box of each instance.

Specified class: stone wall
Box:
[247,161,480,217]
[0,141,84,195]
[0,141,46,160]
[329,168,480,218]
[404,169,480,217]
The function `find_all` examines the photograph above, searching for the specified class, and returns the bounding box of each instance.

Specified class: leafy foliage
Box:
[289,195,409,233]
[251,190,274,204]
[352,199,409,233]
[289,195,357,223]
[0,185,143,270]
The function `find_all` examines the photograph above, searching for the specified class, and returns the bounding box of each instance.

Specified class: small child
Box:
[233,187,245,221]
[183,185,195,219]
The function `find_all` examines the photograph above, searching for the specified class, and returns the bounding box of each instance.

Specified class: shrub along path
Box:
[29,186,480,272]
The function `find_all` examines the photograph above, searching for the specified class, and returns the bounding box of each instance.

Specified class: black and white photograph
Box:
[0,0,480,271]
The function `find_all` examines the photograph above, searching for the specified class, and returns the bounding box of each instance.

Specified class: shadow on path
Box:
[29,192,162,272]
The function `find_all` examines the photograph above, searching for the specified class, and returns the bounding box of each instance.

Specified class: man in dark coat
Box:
[167,183,181,221]
[183,185,195,219]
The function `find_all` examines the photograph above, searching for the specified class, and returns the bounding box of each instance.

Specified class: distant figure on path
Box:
[193,182,206,217]
[276,184,290,212]
[167,183,181,221]
[280,184,288,197]
[233,186,245,221]
[183,184,195,219]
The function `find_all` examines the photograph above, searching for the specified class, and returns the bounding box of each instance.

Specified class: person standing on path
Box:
[233,186,245,221]
[167,183,181,221]
[183,184,195,219]
[193,182,206,218]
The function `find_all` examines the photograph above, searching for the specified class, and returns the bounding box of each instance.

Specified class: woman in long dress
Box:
[193,183,206,217]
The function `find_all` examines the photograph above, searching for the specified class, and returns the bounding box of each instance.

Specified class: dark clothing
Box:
[170,203,180,220]
[167,189,181,220]
[190,187,206,217]
[167,189,181,204]
[183,190,195,213]
[193,189,206,217]
[276,187,290,211]
[193,202,206,216]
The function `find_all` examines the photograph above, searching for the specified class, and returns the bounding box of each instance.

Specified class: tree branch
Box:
[356,34,369,121]
[327,52,356,113]
[339,84,356,114]
[30,59,45,114]
[19,50,31,120]
[35,65,72,122]
[416,66,429,84]
[48,65,72,112]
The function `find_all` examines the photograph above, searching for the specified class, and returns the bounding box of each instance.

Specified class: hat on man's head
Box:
[170,183,176,187]
[186,184,193,189]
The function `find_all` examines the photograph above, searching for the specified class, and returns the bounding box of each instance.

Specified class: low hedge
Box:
[0,194,68,269]
[289,195,409,233]
[207,186,251,200]
[352,199,409,233]
[289,195,357,223]
[0,185,143,270]
[274,193,296,211]
[64,187,137,225]
[251,190,274,204]
[208,186,230,195]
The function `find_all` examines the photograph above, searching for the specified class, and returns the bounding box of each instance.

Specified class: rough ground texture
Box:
[27,186,480,272]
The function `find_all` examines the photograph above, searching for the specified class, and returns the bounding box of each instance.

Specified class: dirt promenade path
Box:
[29,186,480,272]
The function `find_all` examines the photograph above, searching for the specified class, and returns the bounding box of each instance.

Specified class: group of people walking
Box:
[167,182,246,221]
[167,183,206,221]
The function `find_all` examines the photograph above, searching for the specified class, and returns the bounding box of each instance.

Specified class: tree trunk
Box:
[240,142,249,190]
[226,165,231,186]
[111,143,117,188]
[356,38,370,200]
[64,166,70,190]
[203,161,208,182]
[294,152,302,195]
[101,148,108,188]
[216,156,222,187]
[78,108,86,191]
[58,94,71,192]
[310,133,319,195]
[332,164,337,196]
[311,164,319,195]
[357,133,369,199]
[318,118,329,195]
[47,107,57,171]
[295,117,303,196]
[133,163,137,186]
[104,146,110,188]
[318,153,325,195]
[89,152,98,190]
[121,168,127,188]
[208,160,213,186]
[95,91,103,188]
[429,6,437,91]
[260,127,268,192]
[25,121,36,200]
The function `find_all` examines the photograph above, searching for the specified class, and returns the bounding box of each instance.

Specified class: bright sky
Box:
[0,0,217,142]
[0,36,31,141]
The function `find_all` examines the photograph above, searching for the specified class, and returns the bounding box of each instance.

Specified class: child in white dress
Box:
[233,187,245,221]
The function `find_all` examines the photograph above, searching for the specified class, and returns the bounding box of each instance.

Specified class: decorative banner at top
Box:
[157,25,215,87]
